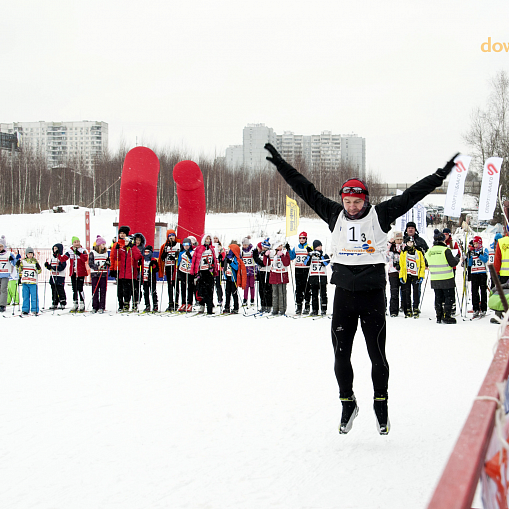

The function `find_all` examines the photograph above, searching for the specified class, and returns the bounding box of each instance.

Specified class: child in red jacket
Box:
[58,236,88,312]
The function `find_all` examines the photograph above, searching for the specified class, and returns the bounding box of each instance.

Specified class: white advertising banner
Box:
[478,157,503,221]
[396,190,411,233]
[414,202,427,237]
[443,155,472,218]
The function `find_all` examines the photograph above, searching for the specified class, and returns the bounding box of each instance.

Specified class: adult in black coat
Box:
[265,142,458,435]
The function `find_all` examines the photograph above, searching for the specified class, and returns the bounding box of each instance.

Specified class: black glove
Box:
[109,269,117,278]
[265,143,284,167]
[35,263,41,271]
[150,260,158,268]
[435,153,460,179]
[395,262,400,271]
[44,262,51,270]
[168,255,175,261]
[285,243,290,251]
[160,250,167,261]
[16,260,21,267]
[115,243,120,250]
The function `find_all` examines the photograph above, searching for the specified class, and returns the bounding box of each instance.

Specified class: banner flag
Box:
[396,190,411,233]
[286,196,300,237]
[478,157,503,221]
[443,155,472,218]
[414,202,427,237]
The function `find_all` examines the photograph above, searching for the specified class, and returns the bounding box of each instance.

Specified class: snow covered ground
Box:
[0,208,499,508]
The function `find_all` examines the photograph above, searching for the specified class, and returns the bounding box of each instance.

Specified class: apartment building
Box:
[0,121,108,172]
[225,124,366,177]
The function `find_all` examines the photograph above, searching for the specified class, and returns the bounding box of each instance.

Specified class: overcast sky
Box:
[2,0,508,181]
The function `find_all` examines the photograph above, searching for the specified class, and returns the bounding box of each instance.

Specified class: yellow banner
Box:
[286,196,300,237]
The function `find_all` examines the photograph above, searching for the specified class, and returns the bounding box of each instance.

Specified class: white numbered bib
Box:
[471,255,486,274]
[22,267,37,284]
[406,253,418,277]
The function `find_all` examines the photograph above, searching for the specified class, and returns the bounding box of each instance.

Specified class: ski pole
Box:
[418,271,429,311]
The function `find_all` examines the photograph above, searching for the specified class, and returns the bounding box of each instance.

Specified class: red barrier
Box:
[173,160,206,242]
[427,327,509,509]
[118,147,160,247]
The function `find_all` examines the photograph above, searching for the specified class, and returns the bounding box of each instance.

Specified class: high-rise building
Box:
[0,120,108,172]
[225,124,366,177]
[341,135,366,179]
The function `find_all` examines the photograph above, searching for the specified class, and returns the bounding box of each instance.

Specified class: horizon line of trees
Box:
[0,143,384,218]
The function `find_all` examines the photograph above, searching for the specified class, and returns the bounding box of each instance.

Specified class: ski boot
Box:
[78,302,85,313]
[321,308,327,316]
[295,304,302,315]
[491,311,503,324]
[153,305,159,313]
[339,395,359,434]
[242,299,248,306]
[303,304,310,315]
[435,306,443,324]
[60,302,66,310]
[442,310,456,324]
[374,396,390,435]
[472,310,480,319]
[412,309,420,319]
[123,304,130,313]
[231,308,239,314]
[143,306,151,314]
[98,309,105,314]
[310,309,319,316]
[185,304,192,312]
[49,304,58,311]
[405,311,412,318]
[271,309,279,316]
[250,299,255,307]
[70,301,79,313]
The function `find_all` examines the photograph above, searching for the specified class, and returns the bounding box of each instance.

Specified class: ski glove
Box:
[399,278,404,284]
[265,143,284,167]
[285,243,290,251]
[109,270,117,278]
[435,153,460,179]
[44,262,51,270]
[115,243,120,250]
[35,263,41,271]
[419,277,423,283]
[16,260,21,267]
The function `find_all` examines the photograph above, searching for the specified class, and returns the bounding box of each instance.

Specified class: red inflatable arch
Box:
[173,160,206,242]
[118,147,160,247]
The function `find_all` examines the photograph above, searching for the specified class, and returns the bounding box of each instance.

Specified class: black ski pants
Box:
[388,275,400,316]
[50,281,66,306]
[258,271,272,307]
[224,278,239,311]
[295,268,311,307]
[215,275,223,303]
[179,276,195,305]
[143,279,158,308]
[311,280,327,312]
[117,278,133,308]
[164,266,179,304]
[71,275,85,303]
[402,275,420,314]
[470,273,487,312]
[197,270,214,313]
[331,287,389,399]
[434,287,455,318]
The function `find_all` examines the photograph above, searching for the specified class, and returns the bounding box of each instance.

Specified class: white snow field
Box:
[0,208,498,508]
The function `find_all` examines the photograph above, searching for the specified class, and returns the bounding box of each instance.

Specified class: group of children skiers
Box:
[386,221,501,324]
[2,223,503,320]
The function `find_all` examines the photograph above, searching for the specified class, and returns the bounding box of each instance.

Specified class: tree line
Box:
[0,142,384,217]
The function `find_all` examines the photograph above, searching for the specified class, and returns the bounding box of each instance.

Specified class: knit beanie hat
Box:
[313,239,322,249]
[95,235,106,246]
[443,228,451,234]
[261,238,271,249]
[341,178,369,200]
[145,245,153,252]
[167,229,176,238]
[26,247,34,255]
[242,237,250,246]
[434,229,445,242]
[118,225,130,236]
[0,235,6,248]
[72,236,80,243]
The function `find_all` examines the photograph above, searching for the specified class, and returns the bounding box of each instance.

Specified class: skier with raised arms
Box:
[264,142,458,435]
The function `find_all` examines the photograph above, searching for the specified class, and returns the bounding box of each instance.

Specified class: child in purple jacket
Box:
[241,237,258,306]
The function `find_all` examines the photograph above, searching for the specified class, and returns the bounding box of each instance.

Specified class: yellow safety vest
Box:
[425,245,453,281]
[499,237,509,276]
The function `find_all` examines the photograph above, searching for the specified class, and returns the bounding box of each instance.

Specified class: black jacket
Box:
[274,159,446,291]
